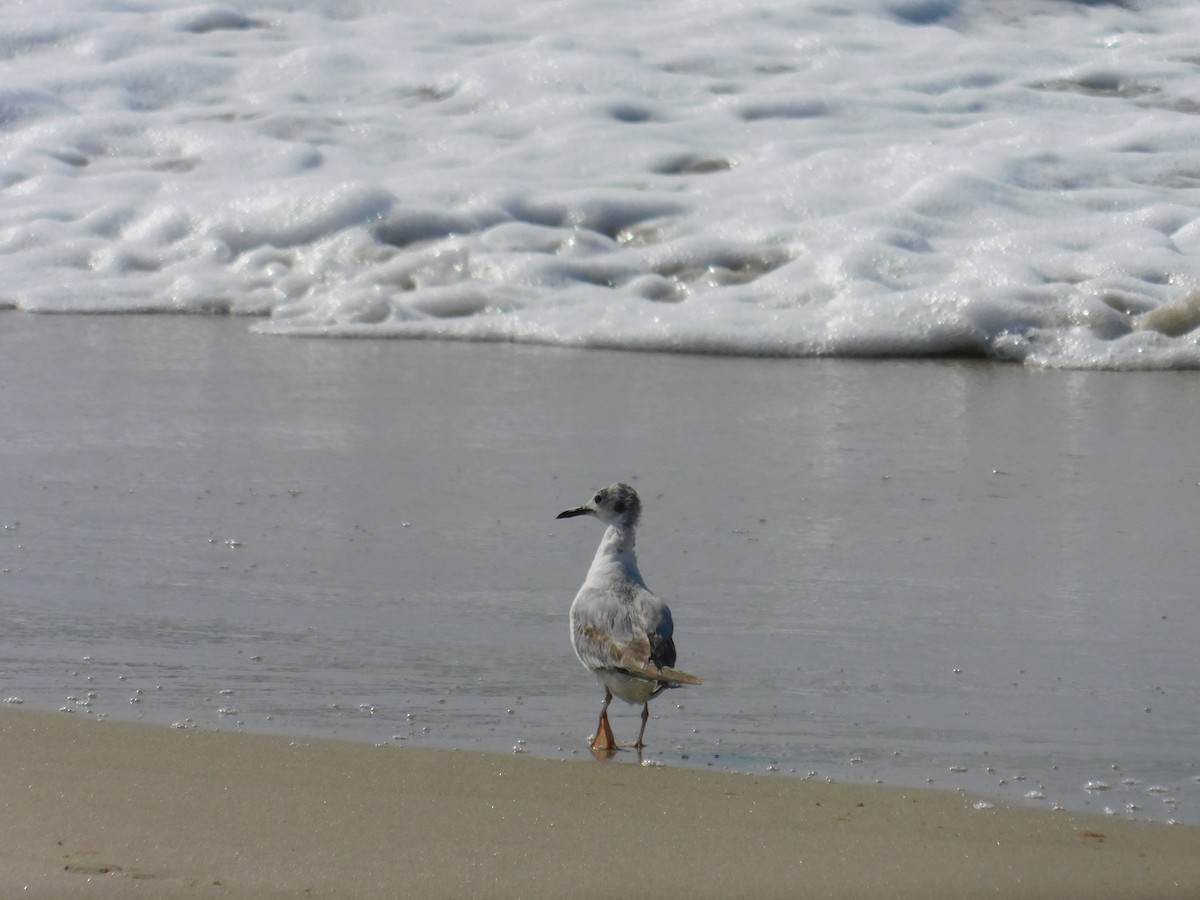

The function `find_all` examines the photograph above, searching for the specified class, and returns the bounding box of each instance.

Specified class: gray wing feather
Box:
[570,583,700,685]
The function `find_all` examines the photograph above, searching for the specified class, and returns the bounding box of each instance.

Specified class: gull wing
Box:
[573,582,702,685]
[578,625,701,685]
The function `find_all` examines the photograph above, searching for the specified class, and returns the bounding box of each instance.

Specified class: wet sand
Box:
[4,707,1199,899]
[1,313,1198,826]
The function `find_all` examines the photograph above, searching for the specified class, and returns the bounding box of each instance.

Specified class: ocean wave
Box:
[3,0,1200,369]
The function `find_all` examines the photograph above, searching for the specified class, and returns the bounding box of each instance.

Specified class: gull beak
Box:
[556,505,592,519]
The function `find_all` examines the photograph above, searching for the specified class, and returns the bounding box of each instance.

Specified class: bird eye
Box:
[593,493,602,504]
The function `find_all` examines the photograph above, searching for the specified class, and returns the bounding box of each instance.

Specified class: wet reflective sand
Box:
[2,315,1197,822]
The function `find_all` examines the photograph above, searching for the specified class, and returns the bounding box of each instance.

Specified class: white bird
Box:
[557,483,701,752]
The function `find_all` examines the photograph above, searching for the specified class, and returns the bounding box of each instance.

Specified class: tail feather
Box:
[658,666,701,686]
[618,653,702,686]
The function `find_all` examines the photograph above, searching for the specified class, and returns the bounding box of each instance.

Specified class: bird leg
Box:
[633,702,650,750]
[590,688,617,751]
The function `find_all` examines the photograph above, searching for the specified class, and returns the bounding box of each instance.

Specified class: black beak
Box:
[556,506,591,519]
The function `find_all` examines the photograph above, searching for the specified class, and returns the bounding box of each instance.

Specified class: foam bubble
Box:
[3,0,1200,368]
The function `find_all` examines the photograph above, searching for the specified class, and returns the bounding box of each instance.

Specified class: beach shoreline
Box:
[3,314,1199,828]
[4,707,1198,898]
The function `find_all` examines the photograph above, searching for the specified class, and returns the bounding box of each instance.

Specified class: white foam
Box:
[3,0,1200,367]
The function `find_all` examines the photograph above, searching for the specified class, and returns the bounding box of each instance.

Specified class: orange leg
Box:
[590,688,617,751]
[633,702,650,750]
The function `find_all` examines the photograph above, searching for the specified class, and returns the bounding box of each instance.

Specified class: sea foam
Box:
[3,0,1200,368]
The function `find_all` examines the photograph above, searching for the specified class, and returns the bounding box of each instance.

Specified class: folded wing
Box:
[571,578,702,684]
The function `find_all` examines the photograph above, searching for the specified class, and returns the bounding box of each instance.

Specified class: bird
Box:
[556,483,700,752]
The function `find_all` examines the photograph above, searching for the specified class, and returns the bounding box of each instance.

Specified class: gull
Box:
[557,483,700,752]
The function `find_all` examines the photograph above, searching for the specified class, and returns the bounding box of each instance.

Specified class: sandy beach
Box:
[6,0,1200,891]
[4,707,1199,899]
[2,314,1200,815]
[2,312,1199,898]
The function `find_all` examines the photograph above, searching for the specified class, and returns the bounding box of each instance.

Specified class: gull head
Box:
[556,482,642,529]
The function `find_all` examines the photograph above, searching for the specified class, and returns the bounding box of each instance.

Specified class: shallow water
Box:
[1,315,1196,823]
